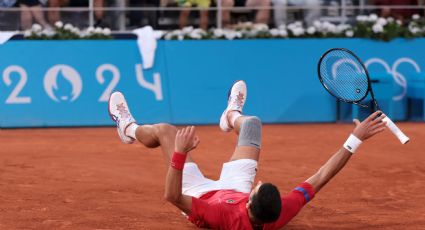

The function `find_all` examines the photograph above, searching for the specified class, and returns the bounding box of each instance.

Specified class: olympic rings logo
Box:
[364,58,421,101]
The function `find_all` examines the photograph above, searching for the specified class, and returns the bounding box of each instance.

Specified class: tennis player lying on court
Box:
[108,80,387,229]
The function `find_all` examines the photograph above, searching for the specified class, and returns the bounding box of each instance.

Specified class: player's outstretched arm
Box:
[306,111,387,193]
[164,126,200,215]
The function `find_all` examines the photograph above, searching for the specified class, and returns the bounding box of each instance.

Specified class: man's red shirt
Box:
[188,182,315,230]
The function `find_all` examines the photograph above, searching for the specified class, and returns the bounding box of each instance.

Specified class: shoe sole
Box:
[227,80,244,102]
[220,80,245,131]
[107,91,135,143]
[108,91,122,123]
[225,79,245,112]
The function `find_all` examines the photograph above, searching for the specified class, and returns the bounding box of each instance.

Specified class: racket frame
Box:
[317,47,379,111]
[318,47,409,144]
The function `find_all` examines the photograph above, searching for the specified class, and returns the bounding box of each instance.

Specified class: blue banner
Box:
[0,41,170,127]
[0,39,423,127]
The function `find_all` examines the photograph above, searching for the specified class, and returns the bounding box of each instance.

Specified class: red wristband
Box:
[171,152,187,171]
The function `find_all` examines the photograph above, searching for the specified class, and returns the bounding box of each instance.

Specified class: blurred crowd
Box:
[0,0,423,30]
[0,0,106,29]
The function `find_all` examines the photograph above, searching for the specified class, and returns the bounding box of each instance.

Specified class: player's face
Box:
[249,181,263,200]
[247,181,264,224]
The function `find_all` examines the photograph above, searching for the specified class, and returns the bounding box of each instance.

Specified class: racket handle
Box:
[382,117,410,144]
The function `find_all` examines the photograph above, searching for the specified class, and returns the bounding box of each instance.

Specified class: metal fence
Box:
[0,0,424,31]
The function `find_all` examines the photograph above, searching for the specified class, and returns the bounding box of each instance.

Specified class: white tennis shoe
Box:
[108,91,136,144]
[219,80,247,132]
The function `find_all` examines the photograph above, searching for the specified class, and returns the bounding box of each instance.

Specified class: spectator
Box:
[272,0,320,27]
[222,0,270,27]
[93,0,105,26]
[0,0,19,30]
[375,0,419,20]
[47,0,69,24]
[128,0,160,29]
[0,0,16,7]
[69,0,106,27]
[19,0,50,29]
[177,0,210,29]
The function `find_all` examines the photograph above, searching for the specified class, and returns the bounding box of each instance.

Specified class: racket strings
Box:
[319,49,369,103]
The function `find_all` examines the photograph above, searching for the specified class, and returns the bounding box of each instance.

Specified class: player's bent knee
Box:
[238,116,262,149]
[154,123,177,137]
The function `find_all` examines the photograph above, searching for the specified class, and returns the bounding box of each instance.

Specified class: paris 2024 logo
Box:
[43,65,83,102]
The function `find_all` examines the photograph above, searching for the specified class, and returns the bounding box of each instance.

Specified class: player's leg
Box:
[229,114,261,161]
[135,123,196,164]
[219,80,261,161]
[109,92,215,198]
[108,91,194,164]
[218,81,261,192]
[218,81,260,193]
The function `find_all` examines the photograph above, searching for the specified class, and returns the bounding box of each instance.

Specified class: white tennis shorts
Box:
[182,159,258,198]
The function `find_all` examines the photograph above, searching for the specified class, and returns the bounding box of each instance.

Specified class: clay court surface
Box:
[1,123,425,230]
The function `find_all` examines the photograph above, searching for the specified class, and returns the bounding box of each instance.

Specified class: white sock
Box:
[125,123,139,139]
[228,111,242,128]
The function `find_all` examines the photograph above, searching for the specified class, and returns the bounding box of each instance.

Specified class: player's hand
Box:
[352,111,387,141]
[174,126,200,154]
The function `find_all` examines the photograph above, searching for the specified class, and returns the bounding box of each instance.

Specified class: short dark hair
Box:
[250,183,282,223]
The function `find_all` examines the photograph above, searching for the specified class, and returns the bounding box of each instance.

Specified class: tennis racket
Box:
[317,48,409,144]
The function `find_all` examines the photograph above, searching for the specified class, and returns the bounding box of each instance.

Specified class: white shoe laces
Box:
[231,91,245,110]
[116,103,131,120]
